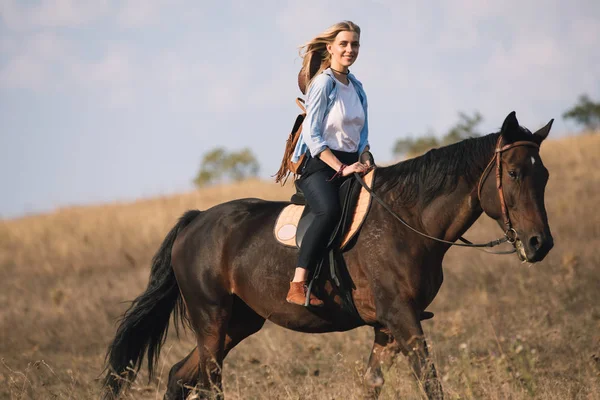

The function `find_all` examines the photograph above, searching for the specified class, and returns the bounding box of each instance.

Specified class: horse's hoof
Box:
[364,372,384,388]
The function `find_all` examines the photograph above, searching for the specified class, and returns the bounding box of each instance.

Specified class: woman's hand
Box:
[341,162,369,177]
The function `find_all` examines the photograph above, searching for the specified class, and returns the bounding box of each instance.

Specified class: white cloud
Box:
[70,48,136,107]
[0,54,46,89]
[75,49,133,87]
[433,0,496,51]
[0,35,16,53]
[1,0,599,124]
[275,1,343,44]
[149,52,212,109]
[0,32,72,90]
[0,32,138,107]
[115,0,170,28]
[570,16,600,49]
[0,0,110,31]
[471,4,599,127]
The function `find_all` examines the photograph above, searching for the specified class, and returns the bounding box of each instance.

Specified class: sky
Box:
[1,0,599,219]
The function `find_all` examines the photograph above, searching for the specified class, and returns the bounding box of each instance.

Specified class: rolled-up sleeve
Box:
[302,75,332,158]
[358,105,369,155]
[358,87,369,155]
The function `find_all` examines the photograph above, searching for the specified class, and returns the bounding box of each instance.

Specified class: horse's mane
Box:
[374,126,541,207]
[373,132,500,207]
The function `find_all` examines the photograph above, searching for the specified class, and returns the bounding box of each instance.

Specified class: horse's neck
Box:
[420,182,483,243]
[417,137,497,243]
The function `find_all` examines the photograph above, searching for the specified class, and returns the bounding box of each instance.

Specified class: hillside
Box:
[1,133,599,399]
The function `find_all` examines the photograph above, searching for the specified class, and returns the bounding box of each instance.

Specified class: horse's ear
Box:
[501,111,520,142]
[532,119,554,144]
[501,111,519,132]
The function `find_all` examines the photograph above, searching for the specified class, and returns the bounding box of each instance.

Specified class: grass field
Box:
[1,133,599,399]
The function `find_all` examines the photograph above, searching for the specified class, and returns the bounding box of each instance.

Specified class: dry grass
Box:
[1,133,599,399]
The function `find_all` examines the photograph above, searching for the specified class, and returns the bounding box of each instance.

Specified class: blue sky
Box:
[1,0,599,219]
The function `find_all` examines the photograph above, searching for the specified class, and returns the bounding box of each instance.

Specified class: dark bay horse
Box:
[102,112,554,399]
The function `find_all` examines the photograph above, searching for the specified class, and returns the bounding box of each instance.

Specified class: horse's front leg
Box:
[364,327,402,398]
[384,306,443,399]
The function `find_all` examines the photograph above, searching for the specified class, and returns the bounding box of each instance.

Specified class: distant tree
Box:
[563,94,600,132]
[393,111,484,158]
[222,148,260,181]
[391,127,439,158]
[393,138,416,156]
[194,147,260,188]
[194,147,227,187]
[442,111,483,145]
[409,135,440,155]
[393,132,439,158]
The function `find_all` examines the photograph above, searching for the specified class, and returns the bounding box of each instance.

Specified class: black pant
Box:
[296,150,359,271]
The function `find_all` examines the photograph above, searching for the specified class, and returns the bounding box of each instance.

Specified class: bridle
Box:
[476,135,540,244]
[354,135,541,252]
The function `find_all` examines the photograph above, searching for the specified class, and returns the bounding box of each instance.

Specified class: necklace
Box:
[330,67,349,75]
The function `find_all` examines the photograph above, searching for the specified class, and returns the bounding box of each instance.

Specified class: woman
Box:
[286,20,373,307]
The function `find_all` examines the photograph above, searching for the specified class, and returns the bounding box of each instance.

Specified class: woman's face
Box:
[327,30,360,69]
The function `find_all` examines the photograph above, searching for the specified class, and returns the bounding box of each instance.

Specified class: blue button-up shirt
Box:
[291,68,369,163]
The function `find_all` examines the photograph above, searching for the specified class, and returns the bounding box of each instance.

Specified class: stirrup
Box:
[304,258,325,306]
[304,278,316,307]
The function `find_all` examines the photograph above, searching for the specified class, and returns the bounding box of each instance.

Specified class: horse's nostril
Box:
[529,235,541,250]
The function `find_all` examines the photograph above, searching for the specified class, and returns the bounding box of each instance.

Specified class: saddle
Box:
[274,170,376,317]
[274,169,375,249]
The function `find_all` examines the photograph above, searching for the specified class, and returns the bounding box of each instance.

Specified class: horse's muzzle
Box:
[521,232,554,262]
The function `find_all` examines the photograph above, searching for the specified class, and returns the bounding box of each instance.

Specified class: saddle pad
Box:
[274,169,375,249]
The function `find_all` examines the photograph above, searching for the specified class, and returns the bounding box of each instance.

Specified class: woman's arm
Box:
[357,84,370,163]
[317,148,344,171]
[302,75,332,158]
[318,145,371,170]
[319,148,369,177]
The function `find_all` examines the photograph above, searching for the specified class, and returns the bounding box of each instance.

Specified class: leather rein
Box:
[354,136,541,253]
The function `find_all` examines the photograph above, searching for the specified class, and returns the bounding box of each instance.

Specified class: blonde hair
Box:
[297,21,361,94]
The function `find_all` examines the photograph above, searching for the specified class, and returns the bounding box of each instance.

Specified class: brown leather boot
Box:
[286,281,324,307]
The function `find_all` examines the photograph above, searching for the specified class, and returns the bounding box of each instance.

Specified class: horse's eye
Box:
[508,170,518,179]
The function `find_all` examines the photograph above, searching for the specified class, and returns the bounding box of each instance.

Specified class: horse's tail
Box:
[101,209,201,399]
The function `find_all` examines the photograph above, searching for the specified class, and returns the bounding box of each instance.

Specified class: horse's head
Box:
[479,112,554,263]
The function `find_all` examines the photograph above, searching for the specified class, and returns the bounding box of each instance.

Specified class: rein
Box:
[354,172,509,250]
[354,136,540,253]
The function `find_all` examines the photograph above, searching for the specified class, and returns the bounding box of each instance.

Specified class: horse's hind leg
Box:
[193,297,233,399]
[163,307,230,400]
[196,295,266,392]
[164,293,232,400]
[163,296,264,400]
[164,348,200,400]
